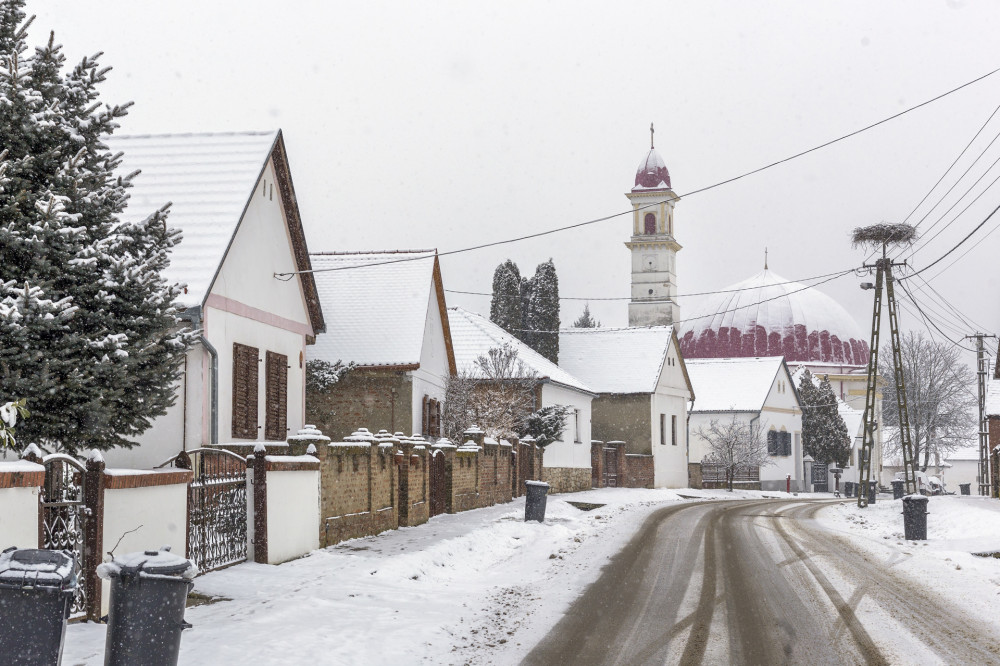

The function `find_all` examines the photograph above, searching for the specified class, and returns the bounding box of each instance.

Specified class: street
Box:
[524,499,1000,665]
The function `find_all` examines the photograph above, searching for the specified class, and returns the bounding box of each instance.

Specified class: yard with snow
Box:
[62,489,1000,665]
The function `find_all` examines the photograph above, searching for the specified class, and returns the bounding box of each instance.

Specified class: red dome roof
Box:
[633,148,671,190]
[679,270,870,366]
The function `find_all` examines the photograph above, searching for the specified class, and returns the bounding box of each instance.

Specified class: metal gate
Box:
[39,454,89,617]
[603,447,618,487]
[429,449,446,517]
[812,462,830,492]
[163,449,248,572]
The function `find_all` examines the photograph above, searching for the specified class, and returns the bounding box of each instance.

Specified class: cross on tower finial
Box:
[650,122,654,149]
[764,247,768,270]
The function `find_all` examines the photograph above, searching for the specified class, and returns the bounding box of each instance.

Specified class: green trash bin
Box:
[97,546,197,666]
[0,547,76,666]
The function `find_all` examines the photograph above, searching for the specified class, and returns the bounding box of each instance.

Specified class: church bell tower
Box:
[626,124,681,327]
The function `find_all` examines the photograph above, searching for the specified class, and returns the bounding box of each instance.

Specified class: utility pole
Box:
[853,224,920,508]
[966,333,996,497]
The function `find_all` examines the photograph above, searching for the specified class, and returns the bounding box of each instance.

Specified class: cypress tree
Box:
[798,369,851,466]
[489,259,522,339]
[572,303,600,328]
[0,3,190,453]
[526,259,560,363]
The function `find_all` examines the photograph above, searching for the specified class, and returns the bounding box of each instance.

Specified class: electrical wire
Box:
[910,272,996,336]
[899,201,1000,280]
[277,66,1000,280]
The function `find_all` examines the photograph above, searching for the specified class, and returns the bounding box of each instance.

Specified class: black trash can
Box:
[845,481,854,497]
[892,480,904,500]
[524,481,550,522]
[960,483,971,496]
[868,481,877,505]
[0,547,76,666]
[97,547,197,666]
[902,495,929,540]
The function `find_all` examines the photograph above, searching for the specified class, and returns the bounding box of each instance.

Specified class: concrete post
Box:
[803,454,814,493]
[252,444,268,564]
[83,451,106,622]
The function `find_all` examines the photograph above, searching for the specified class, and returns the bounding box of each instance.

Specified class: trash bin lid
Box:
[0,548,75,588]
[902,494,929,503]
[97,547,198,580]
[525,480,550,488]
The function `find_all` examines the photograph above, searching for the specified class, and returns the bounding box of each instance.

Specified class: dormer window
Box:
[644,213,656,235]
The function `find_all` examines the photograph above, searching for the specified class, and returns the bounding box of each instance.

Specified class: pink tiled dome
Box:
[633,148,671,191]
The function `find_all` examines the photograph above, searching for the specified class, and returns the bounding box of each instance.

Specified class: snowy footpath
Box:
[62,490,1000,665]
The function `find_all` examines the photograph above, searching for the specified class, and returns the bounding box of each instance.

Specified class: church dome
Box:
[633,148,671,191]
[679,269,870,365]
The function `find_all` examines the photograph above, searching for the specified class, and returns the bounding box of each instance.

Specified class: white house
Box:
[103,131,325,468]
[558,326,694,488]
[305,250,456,441]
[447,307,595,493]
[687,357,805,491]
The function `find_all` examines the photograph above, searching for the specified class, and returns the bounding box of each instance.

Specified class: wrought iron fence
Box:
[40,454,88,617]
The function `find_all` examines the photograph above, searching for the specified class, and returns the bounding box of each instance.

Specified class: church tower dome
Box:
[626,124,681,327]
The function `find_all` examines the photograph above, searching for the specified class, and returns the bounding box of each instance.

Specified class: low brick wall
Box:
[452,449,480,512]
[623,454,654,488]
[544,467,591,493]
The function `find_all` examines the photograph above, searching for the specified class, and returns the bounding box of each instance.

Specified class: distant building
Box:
[558,326,694,488]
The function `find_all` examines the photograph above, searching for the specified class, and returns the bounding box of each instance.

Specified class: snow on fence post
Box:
[83,450,106,622]
[0,456,45,550]
[257,451,320,564]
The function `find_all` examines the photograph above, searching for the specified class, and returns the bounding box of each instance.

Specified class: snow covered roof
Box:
[633,147,671,191]
[107,131,324,333]
[945,446,981,462]
[987,378,1000,417]
[680,269,868,366]
[309,251,454,369]
[447,308,593,394]
[559,326,691,396]
[687,357,786,412]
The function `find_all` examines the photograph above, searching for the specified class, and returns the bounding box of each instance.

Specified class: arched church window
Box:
[644,213,656,235]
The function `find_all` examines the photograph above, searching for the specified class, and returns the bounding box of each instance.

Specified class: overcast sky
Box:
[34,0,1000,360]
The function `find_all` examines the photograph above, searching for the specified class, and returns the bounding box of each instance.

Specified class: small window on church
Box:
[644,213,656,235]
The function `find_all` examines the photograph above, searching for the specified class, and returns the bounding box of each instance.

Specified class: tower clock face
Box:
[644,255,656,271]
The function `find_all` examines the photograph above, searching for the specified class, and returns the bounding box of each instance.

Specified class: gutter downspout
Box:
[185,306,219,445]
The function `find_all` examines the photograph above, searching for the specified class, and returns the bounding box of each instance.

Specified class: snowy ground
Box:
[61,489,1000,665]
[816,493,1000,630]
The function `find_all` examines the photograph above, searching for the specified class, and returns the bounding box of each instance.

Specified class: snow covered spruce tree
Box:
[489,259,523,340]
[798,369,851,466]
[0,4,189,454]
[526,259,560,363]
[572,303,600,328]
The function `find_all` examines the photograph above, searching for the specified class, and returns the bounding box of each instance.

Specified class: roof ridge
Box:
[311,249,437,256]
[112,130,278,139]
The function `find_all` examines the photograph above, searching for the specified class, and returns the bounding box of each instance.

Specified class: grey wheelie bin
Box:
[0,547,76,666]
[97,546,197,666]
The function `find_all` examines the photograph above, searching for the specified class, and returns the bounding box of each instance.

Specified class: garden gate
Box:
[162,448,248,572]
[39,454,90,618]
[603,447,618,487]
[812,462,830,493]
[429,449,446,517]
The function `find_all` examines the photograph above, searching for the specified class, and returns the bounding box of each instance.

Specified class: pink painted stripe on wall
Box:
[205,294,314,336]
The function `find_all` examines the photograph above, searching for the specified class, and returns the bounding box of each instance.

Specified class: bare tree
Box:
[880,331,976,470]
[443,343,539,442]
[696,416,772,491]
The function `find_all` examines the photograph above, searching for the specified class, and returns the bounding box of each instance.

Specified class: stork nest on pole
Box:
[851,223,918,248]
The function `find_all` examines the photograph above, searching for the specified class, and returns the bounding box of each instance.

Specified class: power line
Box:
[445,268,851,302]
[899,200,1000,280]
[910,272,995,336]
[918,214,1000,285]
[277,67,1000,280]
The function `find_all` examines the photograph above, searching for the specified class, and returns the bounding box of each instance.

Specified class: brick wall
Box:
[623,454,654,488]
[306,370,413,443]
[452,450,480,512]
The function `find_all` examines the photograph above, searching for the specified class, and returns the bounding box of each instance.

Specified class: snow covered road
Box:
[526,497,1000,665]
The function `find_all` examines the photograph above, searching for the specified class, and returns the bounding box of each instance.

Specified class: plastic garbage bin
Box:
[902,494,929,540]
[844,481,854,497]
[892,480,904,500]
[0,547,76,666]
[97,546,197,666]
[960,483,971,496]
[524,481,550,522]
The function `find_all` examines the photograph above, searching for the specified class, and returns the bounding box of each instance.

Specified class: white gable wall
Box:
[409,281,452,435]
[651,342,692,488]
[540,383,592,470]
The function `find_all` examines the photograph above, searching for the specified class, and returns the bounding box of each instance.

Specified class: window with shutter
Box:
[767,430,778,456]
[782,431,792,456]
[422,395,430,435]
[430,399,441,437]
[232,343,259,439]
[265,351,288,440]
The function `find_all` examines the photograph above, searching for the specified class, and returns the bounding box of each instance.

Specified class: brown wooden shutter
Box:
[232,343,259,439]
[265,351,288,440]
[422,395,429,435]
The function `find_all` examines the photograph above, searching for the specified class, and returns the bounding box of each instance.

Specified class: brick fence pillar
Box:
[83,451,106,622]
[397,437,415,526]
[252,444,268,564]
[433,438,457,513]
[462,425,485,448]
[591,440,604,488]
